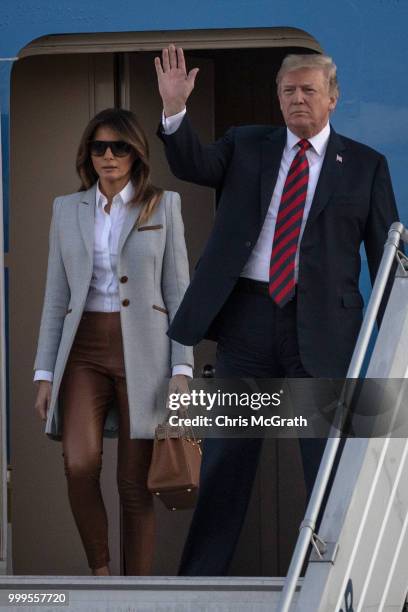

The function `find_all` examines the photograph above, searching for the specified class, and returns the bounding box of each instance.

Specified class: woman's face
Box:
[90,126,135,189]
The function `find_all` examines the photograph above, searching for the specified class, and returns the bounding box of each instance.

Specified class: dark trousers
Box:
[178,279,326,576]
[60,312,155,574]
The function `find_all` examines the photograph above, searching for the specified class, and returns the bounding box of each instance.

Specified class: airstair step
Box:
[0,576,300,612]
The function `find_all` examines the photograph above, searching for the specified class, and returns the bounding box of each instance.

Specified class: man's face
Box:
[278,67,337,138]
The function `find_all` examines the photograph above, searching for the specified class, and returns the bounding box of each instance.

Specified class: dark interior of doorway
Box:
[190,46,318,136]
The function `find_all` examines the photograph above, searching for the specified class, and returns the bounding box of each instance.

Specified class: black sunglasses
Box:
[89,140,132,157]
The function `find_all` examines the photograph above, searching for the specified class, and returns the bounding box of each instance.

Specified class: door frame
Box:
[5,25,322,578]
[18,27,322,58]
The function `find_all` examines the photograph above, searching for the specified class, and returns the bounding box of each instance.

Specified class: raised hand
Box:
[154,44,199,118]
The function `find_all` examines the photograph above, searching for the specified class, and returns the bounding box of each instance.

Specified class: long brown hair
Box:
[76,108,163,225]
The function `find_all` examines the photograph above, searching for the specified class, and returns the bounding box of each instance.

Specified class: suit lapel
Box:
[78,185,97,261]
[303,127,346,231]
[260,128,286,221]
[118,202,141,256]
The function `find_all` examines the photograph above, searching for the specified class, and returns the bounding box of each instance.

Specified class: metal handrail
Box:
[277,222,406,612]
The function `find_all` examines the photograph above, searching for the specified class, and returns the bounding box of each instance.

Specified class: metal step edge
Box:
[0,577,301,612]
[0,575,302,591]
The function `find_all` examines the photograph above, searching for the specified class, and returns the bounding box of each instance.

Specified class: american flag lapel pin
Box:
[336,154,343,163]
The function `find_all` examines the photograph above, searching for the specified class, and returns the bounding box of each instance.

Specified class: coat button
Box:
[120,276,128,283]
[122,299,130,307]
[245,241,252,247]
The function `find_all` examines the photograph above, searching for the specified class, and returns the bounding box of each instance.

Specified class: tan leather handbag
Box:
[147,421,202,511]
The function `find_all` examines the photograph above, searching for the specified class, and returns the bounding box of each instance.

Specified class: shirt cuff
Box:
[172,365,193,379]
[34,370,53,383]
[162,108,187,135]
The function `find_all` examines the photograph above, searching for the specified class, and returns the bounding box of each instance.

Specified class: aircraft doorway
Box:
[9,28,321,577]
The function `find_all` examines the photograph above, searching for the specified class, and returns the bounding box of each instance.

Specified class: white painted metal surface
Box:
[0,577,299,611]
[279,223,405,612]
[296,266,408,611]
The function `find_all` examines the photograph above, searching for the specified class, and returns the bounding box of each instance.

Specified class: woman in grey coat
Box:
[33,108,193,576]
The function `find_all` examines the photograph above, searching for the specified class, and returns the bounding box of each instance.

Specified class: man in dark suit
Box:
[155,45,400,575]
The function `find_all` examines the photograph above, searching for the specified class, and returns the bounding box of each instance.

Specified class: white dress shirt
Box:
[242,123,330,281]
[35,180,192,382]
[162,109,330,281]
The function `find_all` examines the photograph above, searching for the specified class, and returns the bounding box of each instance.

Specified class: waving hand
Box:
[155,44,199,117]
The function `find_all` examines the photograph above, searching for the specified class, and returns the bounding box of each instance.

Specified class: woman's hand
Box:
[167,374,191,399]
[154,44,199,118]
[167,374,191,416]
[35,381,52,422]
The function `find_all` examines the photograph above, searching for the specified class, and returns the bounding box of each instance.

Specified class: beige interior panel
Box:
[9,53,119,575]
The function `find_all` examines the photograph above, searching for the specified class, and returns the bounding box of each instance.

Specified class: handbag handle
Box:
[160,399,201,449]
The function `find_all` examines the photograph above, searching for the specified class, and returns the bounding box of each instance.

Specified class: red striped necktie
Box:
[269,138,311,307]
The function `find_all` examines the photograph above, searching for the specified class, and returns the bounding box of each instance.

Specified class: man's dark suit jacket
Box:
[159,115,400,378]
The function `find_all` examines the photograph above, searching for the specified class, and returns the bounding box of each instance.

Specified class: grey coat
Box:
[34,185,193,439]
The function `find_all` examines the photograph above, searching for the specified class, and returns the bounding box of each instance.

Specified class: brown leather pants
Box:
[60,312,154,574]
